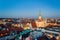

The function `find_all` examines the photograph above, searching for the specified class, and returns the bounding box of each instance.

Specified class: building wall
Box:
[35,20,46,28]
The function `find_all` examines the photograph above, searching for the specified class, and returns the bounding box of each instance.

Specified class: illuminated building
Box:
[35,12,47,28]
[56,36,60,40]
[23,23,31,30]
[12,23,22,28]
[23,21,33,30]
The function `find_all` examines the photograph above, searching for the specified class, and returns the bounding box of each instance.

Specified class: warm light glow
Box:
[38,16,42,20]
[35,21,45,27]
[1,34,3,36]
[23,23,30,30]
[24,27,30,30]
[35,14,47,28]
[17,24,21,27]
[14,24,17,27]
[56,36,60,40]
[12,24,14,26]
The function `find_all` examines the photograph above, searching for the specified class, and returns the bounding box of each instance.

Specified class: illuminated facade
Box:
[12,23,22,28]
[56,36,60,40]
[35,13,47,28]
[23,23,31,30]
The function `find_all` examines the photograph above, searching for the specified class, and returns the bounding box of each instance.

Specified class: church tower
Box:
[38,11,43,21]
[35,11,46,28]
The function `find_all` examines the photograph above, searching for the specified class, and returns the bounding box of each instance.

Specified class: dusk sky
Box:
[0,0,60,18]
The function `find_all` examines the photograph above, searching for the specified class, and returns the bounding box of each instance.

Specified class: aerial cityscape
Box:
[0,0,60,40]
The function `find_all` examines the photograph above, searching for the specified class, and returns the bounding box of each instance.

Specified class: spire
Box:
[39,11,41,16]
[38,11,42,20]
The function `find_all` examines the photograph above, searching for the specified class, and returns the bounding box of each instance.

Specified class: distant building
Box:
[12,23,22,28]
[0,19,3,24]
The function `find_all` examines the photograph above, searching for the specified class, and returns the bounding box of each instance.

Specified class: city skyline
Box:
[0,0,60,18]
